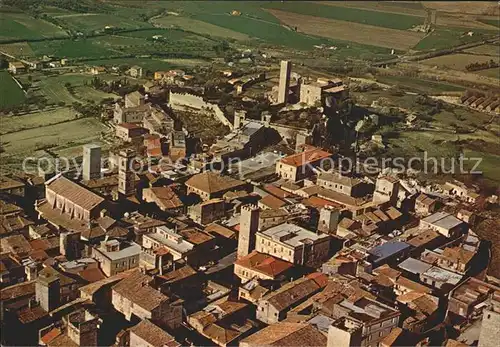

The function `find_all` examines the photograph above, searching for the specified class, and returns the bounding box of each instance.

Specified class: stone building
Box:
[317,171,365,197]
[187,198,225,225]
[91,239,141,277]
[185,171,247,201]
[255,222,330,267]
[112,269,183,330]
[234,250,293,282]
[237,204,260,259]
[82,144,101,181]
[256,273,327,324]
[275,146,333,182]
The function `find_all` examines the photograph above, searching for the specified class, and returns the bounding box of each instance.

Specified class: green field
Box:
[0,117,107,156]
[1,107,76,134]
[477,67,500,79]
[23,73,120,105]
[54,13,152,33]
[463,150,500,182]
[415,28,497,51]
[29,39,118,59]
[0,13,68,42]
[151,16,252,41]
[0,71,26,108]
[260,2,424,30]
[376,75,465,94]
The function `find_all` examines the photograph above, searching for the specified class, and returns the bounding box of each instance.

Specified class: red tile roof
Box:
[235,251,293,278]
[117,122,142,130]
[263,185,292,199]
[280,147,332,167]
[259,194,286,209]
[41,328,62,345]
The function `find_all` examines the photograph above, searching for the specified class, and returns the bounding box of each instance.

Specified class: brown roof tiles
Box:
[186,172,245,195]
[46,175,104,211]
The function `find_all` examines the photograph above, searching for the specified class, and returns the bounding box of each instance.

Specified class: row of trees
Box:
[465,59,499,72]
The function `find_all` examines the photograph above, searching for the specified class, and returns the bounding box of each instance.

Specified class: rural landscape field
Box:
[0,0,499,179]
[1,2,500,346]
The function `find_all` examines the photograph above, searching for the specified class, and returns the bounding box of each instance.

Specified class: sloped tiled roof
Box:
[112,269,168,311]
[235,251,293,278]
[241,322,326,347]
[129,319,180,347]
[186,172,245,194]
[46,175,104,210]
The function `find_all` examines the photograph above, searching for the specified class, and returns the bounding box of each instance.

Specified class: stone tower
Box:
[234,110,247,129]
[67,310,99,347]
[318,206,340,234]
[82,144,101,181]
[118,149,136,196]
[237,204,260,259]
[373,176,399,205]
[278,60,291,105]
[36,272,60,312]
[478,307,500,347]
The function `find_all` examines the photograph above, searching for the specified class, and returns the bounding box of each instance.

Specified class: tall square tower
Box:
[82,144,101,181]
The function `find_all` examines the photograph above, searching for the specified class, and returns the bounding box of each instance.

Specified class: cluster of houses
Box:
[1,62,499,347]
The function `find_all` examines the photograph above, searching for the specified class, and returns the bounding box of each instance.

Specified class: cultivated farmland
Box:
[151,16,251,41]
[0,13,68,42]
[261,2,424,30]
[0,108,76,135]
[0,42,35,57]
[54,13,152,33]
[421,53,497,71]
[266,9,424,50]
[0,117,107,156]
[0,71,26,108]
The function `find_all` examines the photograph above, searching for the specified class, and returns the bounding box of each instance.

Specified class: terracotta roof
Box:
[396,276,432,294]
[259,194,286,209]
[112,270,169,311]
[1,234,32,256]
[0,199,23,216]
[442,247,475,264]
[46,175,104,211]
[144,186,183,210]
[48,333,78,347]
[185,172,245,194]
[178,228,214,245]
[41,328,62,345]
[159,265,197,284]
[129,319,180,347]
[78,267,106,283]
[17,305,47,324]
[0,176,24,190]
[373,264,401,280]
[380,327,403,347]
[280,147,332,167]
[29,236,59,252]
[263,273,326,312]
[0,281,35,301]
[445,339,469,347]
[302,196,341,209]
[416,193,436,207]
[406,229,441,248]
[205,223,236,239]
[241,322,326,347]
[79,270,132,296]
[263,185,292,199]
[235,251,293,278]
